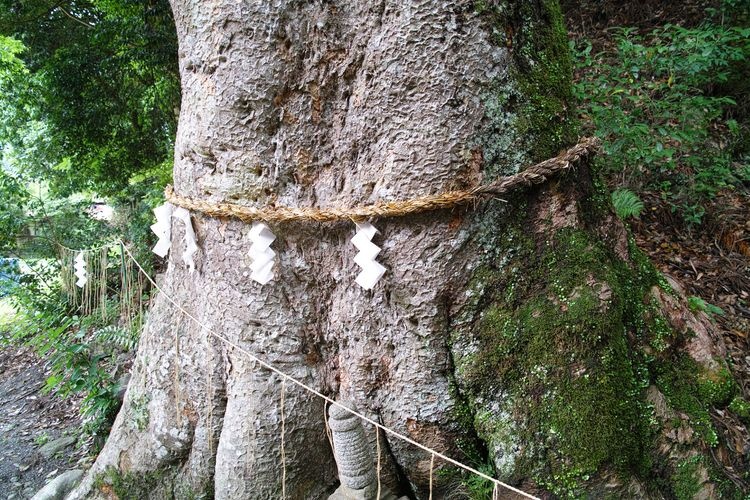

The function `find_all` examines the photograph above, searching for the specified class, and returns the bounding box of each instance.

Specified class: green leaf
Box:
[611,189,645,219]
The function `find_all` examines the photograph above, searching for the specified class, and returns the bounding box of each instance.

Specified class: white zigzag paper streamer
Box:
[150,203,173,258]
[248,222,276,285]
[74,252,88,288]
[351,222,386,290]
[149,202,199,273]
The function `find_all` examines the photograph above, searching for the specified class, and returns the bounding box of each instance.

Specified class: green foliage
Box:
[4,241,140,441]
[687,296,725,318]
[0,35,29,136]
[463,461,497,500]
[0,0,179,198]
[611,188,645,219]
[40,303,141,440]
[0,0,175,440]
[0,170,30,251]
[34,431,50,447]
[574,15,750,225]
[95,324,139,351]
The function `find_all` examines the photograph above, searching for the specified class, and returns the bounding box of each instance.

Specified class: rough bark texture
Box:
[72,1,513,498]
[69,1,742,499]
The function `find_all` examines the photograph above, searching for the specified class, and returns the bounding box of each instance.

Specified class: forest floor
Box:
[0,331,93,499]
[632,192,750,389]
[564,0,750,485]
[564,0,750,394]
[632,193,750,481]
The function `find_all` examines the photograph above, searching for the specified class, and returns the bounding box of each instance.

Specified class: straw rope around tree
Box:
[165,137,600,224]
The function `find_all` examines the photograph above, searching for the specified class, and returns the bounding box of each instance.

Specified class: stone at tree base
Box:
[38,436,76,459]
[328,402,378,495]
[30,469,83,500]
[327,402,406,500]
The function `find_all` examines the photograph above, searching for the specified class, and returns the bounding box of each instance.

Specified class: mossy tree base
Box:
[449,173,746,498]
[448,2,749,495]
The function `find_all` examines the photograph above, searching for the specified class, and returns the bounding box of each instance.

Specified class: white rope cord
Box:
[375,427,382,500]
[119,241,540,500]
[280,379,287,500]
[429,453,435,500]
[323,401,336,459]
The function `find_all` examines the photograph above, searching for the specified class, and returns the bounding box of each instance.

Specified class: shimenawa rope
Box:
[57,139,597,497]
[165,137,599,224]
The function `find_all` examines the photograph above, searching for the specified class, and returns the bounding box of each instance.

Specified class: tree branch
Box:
[56,4,94,28]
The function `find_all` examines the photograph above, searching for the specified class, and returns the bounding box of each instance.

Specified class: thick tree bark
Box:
[69,1,739,499]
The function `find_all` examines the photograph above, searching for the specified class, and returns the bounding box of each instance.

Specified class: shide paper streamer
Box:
[74,252,88,288]
[150,203,173,258]
[351,222,386,290]
[172,207,198,272]
[248,222,276,285]
[150,202,199,272]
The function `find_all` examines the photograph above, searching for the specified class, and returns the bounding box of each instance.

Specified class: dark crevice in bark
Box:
[377,415,418,500]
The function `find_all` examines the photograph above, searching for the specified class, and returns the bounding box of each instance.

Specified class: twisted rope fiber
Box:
[165,137,600,223]
[119,242,540,500]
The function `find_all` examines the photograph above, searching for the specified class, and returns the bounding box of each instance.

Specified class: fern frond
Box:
[611,188,644,219]
[94,325,139,351]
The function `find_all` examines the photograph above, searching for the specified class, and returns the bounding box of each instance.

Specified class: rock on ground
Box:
[39,436,77,459]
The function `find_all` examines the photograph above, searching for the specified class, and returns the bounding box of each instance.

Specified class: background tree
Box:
[0,0,179,198]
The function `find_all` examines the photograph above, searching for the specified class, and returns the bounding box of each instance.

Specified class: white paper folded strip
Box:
[150,202,199,273]
[74,252,88,288]
[248,222,276,285]
[351,222,386,290]
[150,203,174,258]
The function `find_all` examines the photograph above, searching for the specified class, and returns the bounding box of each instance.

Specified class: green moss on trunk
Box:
[93,466,214,500]
[454,2,746,497]
[508,0,577,161]
[474,0,578,178]
[455,225,656,496]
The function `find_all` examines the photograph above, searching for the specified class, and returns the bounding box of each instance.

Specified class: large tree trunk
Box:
[70,1,741,499]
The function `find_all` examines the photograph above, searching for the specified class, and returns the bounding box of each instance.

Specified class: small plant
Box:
[611,188,644,219]
[94,325,139,351]
[34,431,49,446]
[728,396,750,423]
[463,461,497,500]
[687,296,725,318]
